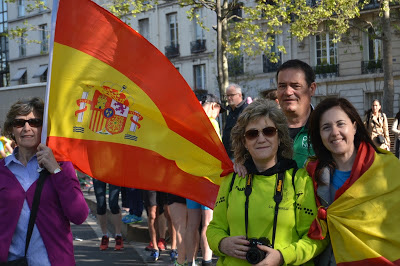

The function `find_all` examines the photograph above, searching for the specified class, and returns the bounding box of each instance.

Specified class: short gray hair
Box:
[226,83,242,94]
[231,99,293,164]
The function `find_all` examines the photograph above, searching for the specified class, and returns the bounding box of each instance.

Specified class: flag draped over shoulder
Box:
[45,0,233,208]
[307,143,400,265]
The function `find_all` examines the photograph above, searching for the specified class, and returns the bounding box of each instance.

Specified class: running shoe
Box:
[157,238,167,251]
[99,235,109,250]
[170,249,178,262]
[145,241,154,251]
[147,249,160,262]
[122,214,132,223]
[123,214,143,224]
[114,235,124,250]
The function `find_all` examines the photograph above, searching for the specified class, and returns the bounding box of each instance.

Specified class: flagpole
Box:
[41,0,60,144]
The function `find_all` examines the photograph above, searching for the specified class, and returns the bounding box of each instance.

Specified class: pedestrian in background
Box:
[364,99,390,150]
[222,83,248,160]
[0,97,88,265]
[93,179,124,251]
[391,109,400,158]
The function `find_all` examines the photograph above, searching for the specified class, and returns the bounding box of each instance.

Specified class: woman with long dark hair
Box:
[307,97,400,264]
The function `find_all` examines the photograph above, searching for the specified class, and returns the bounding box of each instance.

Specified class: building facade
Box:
[1,0,399,123]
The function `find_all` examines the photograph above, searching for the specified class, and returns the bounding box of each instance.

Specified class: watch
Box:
[53,167,62,174]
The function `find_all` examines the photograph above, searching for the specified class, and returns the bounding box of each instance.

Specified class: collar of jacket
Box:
[244,157,297,176]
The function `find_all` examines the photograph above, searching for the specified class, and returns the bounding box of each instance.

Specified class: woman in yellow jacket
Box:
[206,99,327,265]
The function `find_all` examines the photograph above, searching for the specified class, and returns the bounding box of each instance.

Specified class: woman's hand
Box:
[233,163,248,178]
[36,143,60,174]
[254,245,284,266]
[219,236,250,260]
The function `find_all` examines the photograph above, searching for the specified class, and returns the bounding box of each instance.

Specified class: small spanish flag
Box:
[44,0,233,208]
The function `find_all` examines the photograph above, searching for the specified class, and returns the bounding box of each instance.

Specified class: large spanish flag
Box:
[307,143,400,265]
[44,0,233,208]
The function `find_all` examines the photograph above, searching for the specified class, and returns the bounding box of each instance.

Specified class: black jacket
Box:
[222,100,248,159]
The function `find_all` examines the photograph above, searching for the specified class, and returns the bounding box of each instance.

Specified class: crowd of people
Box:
[1,59,400,265]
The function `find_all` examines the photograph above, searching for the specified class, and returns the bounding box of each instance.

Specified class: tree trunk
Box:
[381,0,394,117]
[216,0,229,101]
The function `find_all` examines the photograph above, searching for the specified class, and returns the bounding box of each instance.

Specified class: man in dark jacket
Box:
[222,83,248,160]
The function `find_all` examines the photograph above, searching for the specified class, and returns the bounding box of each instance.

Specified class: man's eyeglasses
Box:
[224,93,239,98]
[12,118,43,128]
[244,127,277,140]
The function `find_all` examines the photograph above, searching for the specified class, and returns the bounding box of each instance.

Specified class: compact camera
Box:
[245,237,272,264]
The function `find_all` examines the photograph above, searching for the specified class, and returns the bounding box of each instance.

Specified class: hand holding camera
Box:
[245,237,283,265]
[219,235,250,260]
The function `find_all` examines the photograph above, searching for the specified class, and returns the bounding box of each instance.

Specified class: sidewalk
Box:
[83,186,218,265]
[83,188,180,265]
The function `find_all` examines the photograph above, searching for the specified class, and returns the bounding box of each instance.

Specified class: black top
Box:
[222,100,248,159]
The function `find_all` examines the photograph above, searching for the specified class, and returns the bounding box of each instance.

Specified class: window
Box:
[314,34,338,77]
[194,64,206,90]
[315,34,337,66]
[139,18,149,40]
[263,36,282,73]
[361,28,383,74]
[194,8,204,41]
[18,0,24,17]
[11,68,27,84]
[0,0,8,87]
[367,28,382,61]
[39,24,48,53]
[32,64,48,82]
[167,13,178,47]
[228,54,244,76]
[19,37,26,57]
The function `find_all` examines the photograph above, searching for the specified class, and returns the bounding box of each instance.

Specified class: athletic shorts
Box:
[143,190,167,214]
[186,199,211,210]
[167,193,186,205]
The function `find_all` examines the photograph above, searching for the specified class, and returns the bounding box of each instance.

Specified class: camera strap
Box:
[244,172,284,248]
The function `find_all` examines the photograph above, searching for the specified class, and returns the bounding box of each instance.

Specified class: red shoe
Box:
[100,235,109,250]
[145,241,154,251]
[114,235,124,250]
[157,238,166,251]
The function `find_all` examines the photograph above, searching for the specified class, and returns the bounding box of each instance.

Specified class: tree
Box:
[6,0,399,114]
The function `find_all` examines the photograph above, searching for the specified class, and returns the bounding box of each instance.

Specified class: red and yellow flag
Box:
[45,0,233,208]
[307,143,400,265]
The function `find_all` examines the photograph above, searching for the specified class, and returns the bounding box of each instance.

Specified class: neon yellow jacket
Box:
[207,159,328,265]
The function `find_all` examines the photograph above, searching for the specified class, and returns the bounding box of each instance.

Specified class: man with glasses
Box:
[276,59,317,167]
[222,83,248,160]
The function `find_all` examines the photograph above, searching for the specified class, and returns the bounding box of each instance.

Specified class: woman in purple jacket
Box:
[0,97,89,265]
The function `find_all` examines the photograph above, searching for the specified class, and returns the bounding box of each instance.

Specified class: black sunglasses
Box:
[12,118,43,128]
[244,127,277,140]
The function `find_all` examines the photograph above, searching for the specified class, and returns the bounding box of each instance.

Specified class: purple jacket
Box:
[0,160,89,265]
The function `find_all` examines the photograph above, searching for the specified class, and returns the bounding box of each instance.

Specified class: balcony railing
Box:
[228,56,244,76]
[263,53,282,73]
[313,64,339,78]
[361,60,383,74]
[165,44,180,58]
[190,39,206,54]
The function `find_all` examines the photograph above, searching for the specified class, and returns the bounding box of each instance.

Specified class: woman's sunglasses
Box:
[244,127,277,140]
[12,118,43,128]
